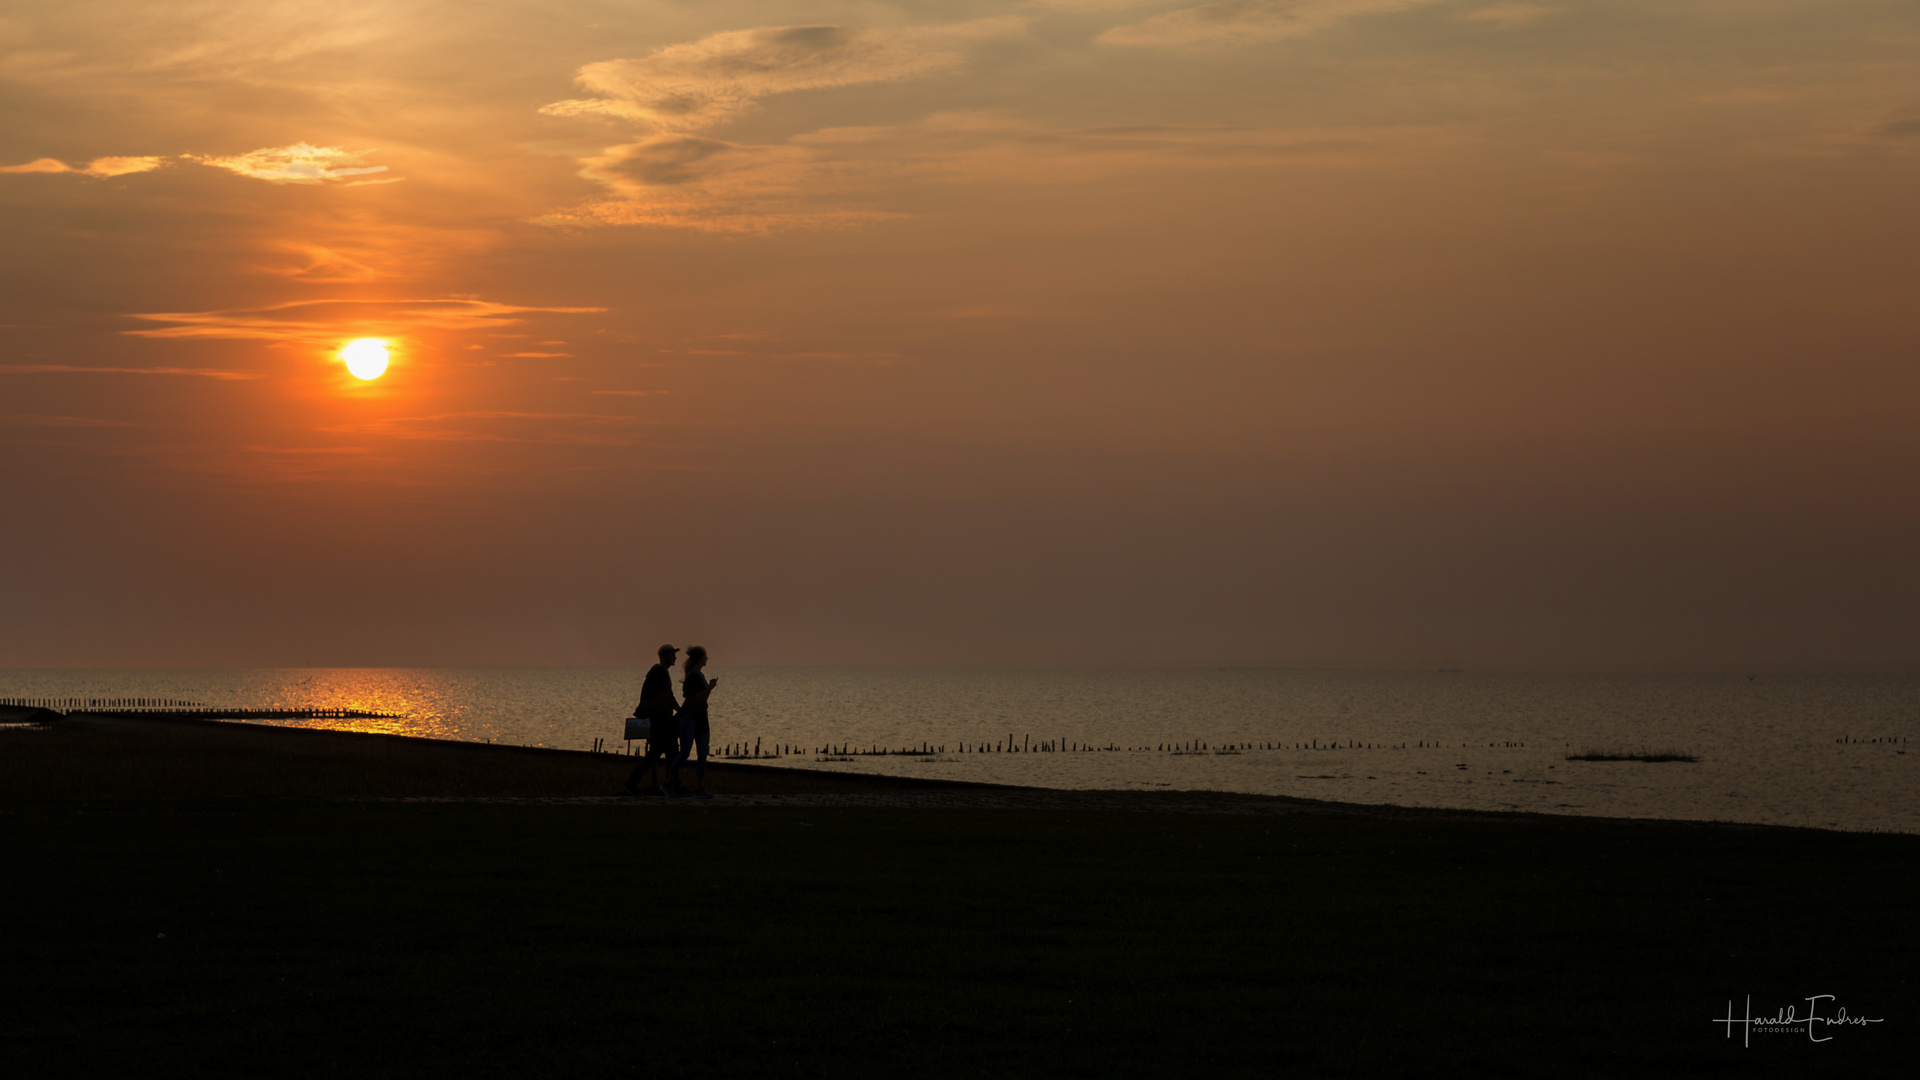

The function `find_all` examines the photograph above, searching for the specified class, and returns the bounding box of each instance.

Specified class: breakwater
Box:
[0,699,404,722]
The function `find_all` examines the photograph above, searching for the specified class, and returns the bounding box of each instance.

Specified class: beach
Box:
[2,714,1911,1077]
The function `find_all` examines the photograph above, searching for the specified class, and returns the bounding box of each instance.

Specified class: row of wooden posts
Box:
[106,707,406,720]
[584,735,1537,757]
[0,700,401,721]
[2,697,204,710]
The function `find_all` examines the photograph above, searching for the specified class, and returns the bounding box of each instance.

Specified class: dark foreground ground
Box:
[0,714,995,799]
[1,718,1913,1078]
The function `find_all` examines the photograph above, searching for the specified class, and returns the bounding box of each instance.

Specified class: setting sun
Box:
[340,338,389,380]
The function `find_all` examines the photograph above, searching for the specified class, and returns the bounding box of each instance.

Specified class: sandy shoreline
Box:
[2,711,1823,831]
[8,715,1915,1078]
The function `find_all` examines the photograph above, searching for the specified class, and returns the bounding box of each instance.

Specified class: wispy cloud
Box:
[795,113,1448,189]
[318,411,647,446]
[542,20,1024,133]
[0,155,167,177]
[539,38,1449,236]
[1099,0,1439,47]
[251,222,504,283]
[941,304,1031,319]
[0,364,261,380]
[124,298,603,345]
[186,143,391,184]
[1879,110,1920,139]
[1460,3,1559,27]
[1025,0,1158,10]
[5,144,394,185]
[0,2,408,86]
[1,414,138,427]
[538,19,1025,233]
[260,243,384,283]
[539,134,904,234]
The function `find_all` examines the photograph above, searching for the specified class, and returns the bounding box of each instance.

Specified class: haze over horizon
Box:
[3,1,1917,669]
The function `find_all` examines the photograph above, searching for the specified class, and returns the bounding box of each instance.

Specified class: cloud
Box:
[541,20,1024,132]
[316,411,647,446]
[941,304,1031,319]
[1460,3,1558,27]
[541,113,1442,234]
[4,145,391,185]
[585,134,769,187]
[802,113,1446,180]
[1880,112,1920,138]
[185,143,389,184]
[537,17,1441,236]
[1099,0,1439,47]
[123,298,604,345]
[0,159,76,174]
[261,243,384,284]
[249,222,504,283]
[0,364,261,380]
[82,156,169,177]
[0,155,167,177]
[0,3,408,86]
[1026,1,1157,10]
[537,133,904,234]
[537,19,1033,234]
[1,414,138,427]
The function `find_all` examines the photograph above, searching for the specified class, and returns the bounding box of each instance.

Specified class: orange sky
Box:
[2,1,1917,667]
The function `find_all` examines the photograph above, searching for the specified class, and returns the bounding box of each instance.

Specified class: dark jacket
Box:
[637,663,679,721]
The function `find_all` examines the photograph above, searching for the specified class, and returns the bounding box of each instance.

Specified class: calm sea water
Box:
[3,668,1914,832]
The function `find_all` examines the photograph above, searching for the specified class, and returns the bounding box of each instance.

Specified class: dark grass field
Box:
[2,719,1913,1077]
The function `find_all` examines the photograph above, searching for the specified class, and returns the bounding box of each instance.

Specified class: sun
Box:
[340,338,390,380]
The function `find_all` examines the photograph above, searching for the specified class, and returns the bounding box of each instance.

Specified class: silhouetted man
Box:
[623,644,681,796]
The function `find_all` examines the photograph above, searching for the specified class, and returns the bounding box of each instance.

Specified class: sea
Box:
[2,668,1914,833]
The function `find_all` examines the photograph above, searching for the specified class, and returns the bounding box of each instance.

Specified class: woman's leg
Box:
[693,720,711,790]
[669,715,695,787]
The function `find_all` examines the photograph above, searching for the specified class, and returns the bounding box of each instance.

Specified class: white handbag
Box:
[623,715,650,741]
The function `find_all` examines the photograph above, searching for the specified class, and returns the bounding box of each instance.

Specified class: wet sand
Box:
[0,713,1799,829]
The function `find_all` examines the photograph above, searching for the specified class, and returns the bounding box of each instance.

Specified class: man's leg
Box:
[624,741,660,792]
[624,742,653,790]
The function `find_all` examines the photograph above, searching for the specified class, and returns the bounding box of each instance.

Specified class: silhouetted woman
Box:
[668,645,718,799]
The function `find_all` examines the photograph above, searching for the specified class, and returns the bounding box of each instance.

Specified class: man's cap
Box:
[657,644,679,657]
